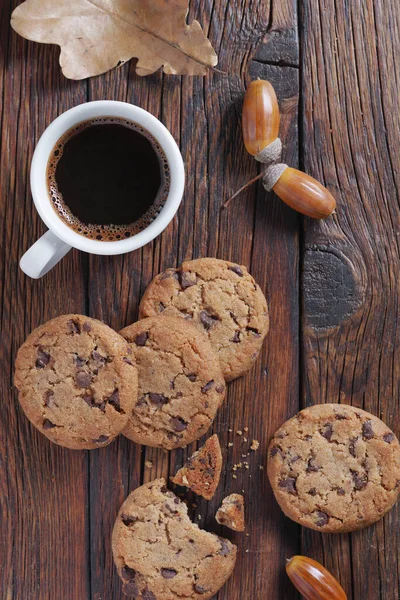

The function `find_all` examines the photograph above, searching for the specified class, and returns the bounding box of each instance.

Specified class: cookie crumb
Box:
[144,460,153,469]
[244,427,249,432]
[236,430,243,436]
[259,465,264,470]
[232,474,237,479]
[243,437,248,442]
[228,428,233,433]
[250,439,259,451]
[197,514,201,520]
[228,442,233,447]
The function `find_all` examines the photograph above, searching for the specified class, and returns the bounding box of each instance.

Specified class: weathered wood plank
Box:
[0,2,90,599]
[301,0,400,598]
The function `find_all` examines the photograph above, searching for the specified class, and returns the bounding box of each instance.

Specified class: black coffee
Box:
[47,117,170,241]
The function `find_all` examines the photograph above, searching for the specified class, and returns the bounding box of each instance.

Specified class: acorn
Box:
[242,79,280,156]
[239,79,336,219]
[286,555,348,600]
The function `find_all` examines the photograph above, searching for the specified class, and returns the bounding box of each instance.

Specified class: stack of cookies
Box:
[14,258,269,451]
[14,257,268,599]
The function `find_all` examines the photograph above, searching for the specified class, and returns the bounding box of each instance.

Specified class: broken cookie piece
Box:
[216,494,245,532]
[112,478,237,599]
[171,434,222,500]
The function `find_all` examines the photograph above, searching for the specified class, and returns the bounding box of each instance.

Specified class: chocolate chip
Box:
[306,458,320,472]
[36,348,50,368]
[218,538,230,556]
[174,497,181,504]
[362,420,374,440]
[91,350,106,363]
[123,357,134,365]
[383,432,395,443]
[270,446,284,459]
[122,515,137,527]
[228,265,243,276]
[201,380,214,393]
[108,389,121,412]
[122,579,139,597]
[43,390,54,407]
[216,385,225,393]
[194,584,208,594]
[67,319,81,334]
[149,392,169,406]
[75,371,92,388]
[136,396,147,407]
[176,392,183,398]
[134,332,148,346]
[246,327,261,337]
[43,419,56,429]
[199,311,218,330]
[337,488,346,496]
[94,435,109,443]
[321,423,333,441]
[315,511,329,527]
[335,413,347,420]
[121,566,136,580]
[289,455,300,464]
[171,417,188,432]
[75,356,86,367]
[83,395,97,409]
[161,568,177,579]
[142,589,156,600]
[348,442,357,461]
[308,488,317,496]
[187,373,197,382]
[231,331,240,343]
[351,470,368,491]
[279,477,297,495]
[179,271,196,289]
[160,485,168,493]
[82,322,91,332]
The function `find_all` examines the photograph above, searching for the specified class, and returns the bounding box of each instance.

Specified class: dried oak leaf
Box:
[11,0,218,79]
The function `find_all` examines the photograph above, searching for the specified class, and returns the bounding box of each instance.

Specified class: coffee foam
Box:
[46,117,171,242]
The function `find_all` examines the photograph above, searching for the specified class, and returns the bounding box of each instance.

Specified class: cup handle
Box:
[20,230,72,279]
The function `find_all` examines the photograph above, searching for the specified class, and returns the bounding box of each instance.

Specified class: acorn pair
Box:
[242,79,336,219]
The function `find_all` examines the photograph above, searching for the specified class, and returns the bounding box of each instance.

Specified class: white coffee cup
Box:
[20,101,185,279]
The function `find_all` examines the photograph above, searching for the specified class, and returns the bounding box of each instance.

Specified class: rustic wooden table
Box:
[1,0,400,598]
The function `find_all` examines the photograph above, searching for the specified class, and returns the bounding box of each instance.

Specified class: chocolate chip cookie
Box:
[139,258,269,381]
[267,403,400,532]
[216,494,245,532]
[112,478,237,599]
[119,316,225,450]
[14,314,138,449]
[171,434,222,499]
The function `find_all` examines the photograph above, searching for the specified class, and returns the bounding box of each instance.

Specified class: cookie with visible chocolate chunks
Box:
[120,317,226,450]
[139,258,269,381]
[112,478,237,599]
[216,494,245,532]
[14,314,138,449]
[171,434,222,499]
[267,403,400,533]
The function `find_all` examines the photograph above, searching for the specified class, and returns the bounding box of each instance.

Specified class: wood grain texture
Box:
[1,0,399,598]
[301,0,400,599]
